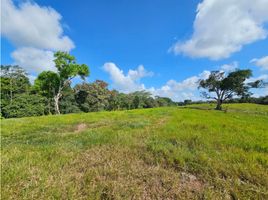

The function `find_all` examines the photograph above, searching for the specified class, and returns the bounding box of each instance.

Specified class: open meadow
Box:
[1,103,268,199]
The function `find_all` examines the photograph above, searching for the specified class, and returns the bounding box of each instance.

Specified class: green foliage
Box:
[75,80,110,112]
[199,69,260,110]
[0,65,32,117]
[54,51,89,80]
[155,96,176,107]
[107,90,121,110]
[59,86,81,114]
[0,65,30,104]
[34,71,60,97]
[130,90,152,109]
[53,51,89,114]
[117,93,133,110]
[33,71,60,114]
[34,51,90,114]
[1,94,45,118]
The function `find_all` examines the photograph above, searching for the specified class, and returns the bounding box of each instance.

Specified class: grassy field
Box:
[1,103,268,199]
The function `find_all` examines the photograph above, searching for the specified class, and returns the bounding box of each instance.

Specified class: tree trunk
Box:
[54,93,61,114]
[216,99,222,110]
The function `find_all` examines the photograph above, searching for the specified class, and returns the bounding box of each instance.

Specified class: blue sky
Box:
[1,0,268,101]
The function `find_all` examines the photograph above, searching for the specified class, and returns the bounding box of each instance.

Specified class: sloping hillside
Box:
[1,104,268,199]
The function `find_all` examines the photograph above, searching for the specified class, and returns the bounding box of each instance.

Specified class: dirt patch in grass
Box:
[61,121,110,135]
[180,172,203,192]
[50,146,205,199]
[74,123,87,133]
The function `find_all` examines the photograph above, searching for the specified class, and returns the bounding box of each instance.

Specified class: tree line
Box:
[0,52,176,118]
[1,51,267,118]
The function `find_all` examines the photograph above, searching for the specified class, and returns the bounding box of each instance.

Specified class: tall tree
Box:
[34,71,60,114]
[155,96,175,107]
[199,69,262,110]
[75,80,110,112]
[34,52,89,114]
[0,65,30,104]
[107,90,121,110]
[59,85,81,114]
[130,90,152,109]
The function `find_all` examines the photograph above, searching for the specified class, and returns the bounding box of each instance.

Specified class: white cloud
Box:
[251,56,268,70]
[1,0,74,51]
[103,62,211,101]
[246,74,268,83]
[149,70,210,101]
[11,47,56,74]
[250,75,268,97]
[128,65,154,81]
[220,62,238,72]
[1,0,74,74]
[171,0,268,60]
[104,61,267,101]
[103,63,153,93]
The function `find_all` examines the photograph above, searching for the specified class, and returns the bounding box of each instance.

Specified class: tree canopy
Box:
[34,51,89,114]
[199,69,262,110]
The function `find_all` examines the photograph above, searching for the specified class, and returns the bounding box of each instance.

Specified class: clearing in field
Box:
[1,103,268,199]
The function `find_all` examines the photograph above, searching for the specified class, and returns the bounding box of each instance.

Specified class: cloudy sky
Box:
[1,0,268,101]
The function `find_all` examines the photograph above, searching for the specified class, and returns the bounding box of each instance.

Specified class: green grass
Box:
[1,103,268,199]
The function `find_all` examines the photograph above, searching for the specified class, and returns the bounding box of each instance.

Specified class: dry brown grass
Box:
[48,146,205,200]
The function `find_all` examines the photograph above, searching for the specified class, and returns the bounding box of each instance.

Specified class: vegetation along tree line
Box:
[1,51,267,118]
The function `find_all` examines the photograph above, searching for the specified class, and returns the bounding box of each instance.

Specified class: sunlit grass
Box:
[1,104,268,199]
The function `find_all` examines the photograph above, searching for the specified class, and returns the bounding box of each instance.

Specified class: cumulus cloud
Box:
[1,0,74,51]
[170,0,268,60]
[1,0,74,73]
[246,74,268,84]
[11,47,56,74]
[149,70,210,101]
[251,56,268,70]
[103,62,211,101]
[220,62,238,72]
[248,74,268,97]
[104,61,267,101]
[103,63,153,93]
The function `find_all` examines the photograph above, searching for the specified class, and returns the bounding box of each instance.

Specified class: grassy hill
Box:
[1,103,268,199]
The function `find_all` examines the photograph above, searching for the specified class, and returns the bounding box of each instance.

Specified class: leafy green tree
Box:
[0,65,30,104]
[119,93,133,110]
[1,94,45,118]
[144,97,157,108]
[107,90,121,110]
[59,86,81,114]
[184,99,192,105]
[33,71,60,114]
[199,69,262,110]
[75,80,110,112]
[1,65,31,117]
[130,91,152,109]
[34,51,89,114]
[155,96,175,107]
